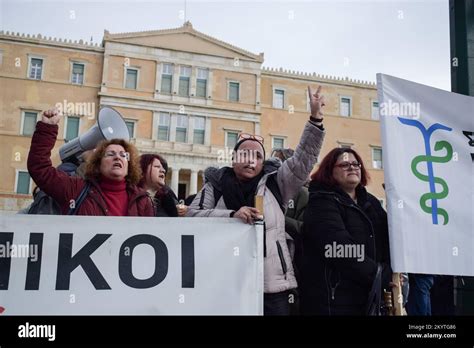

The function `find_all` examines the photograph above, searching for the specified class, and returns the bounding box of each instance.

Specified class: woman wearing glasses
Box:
[187,86,326,315]
[27,108,154,216]
[300,148,392,315]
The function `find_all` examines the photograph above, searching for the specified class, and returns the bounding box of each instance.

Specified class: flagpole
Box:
[392,273,405,315]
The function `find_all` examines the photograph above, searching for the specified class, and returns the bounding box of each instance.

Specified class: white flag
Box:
[377,73,474,276]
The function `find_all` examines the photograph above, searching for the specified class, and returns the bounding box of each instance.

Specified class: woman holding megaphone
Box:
[27,108,154,216]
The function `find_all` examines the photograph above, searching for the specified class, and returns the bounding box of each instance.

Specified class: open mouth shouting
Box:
[112,161,123,169]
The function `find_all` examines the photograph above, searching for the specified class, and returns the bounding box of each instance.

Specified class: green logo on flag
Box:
[398,118,453,225]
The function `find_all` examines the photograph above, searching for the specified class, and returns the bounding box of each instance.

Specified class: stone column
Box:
[170,167,180,195]
[189,169,198,195]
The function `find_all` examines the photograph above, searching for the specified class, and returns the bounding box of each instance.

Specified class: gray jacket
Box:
[187,121,325,293]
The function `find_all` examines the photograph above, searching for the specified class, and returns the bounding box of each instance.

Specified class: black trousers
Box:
[264,290,291,316]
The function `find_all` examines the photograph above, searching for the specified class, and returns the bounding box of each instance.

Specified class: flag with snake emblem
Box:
[377,73,473,276]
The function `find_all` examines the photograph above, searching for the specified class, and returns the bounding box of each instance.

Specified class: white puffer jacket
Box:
[187,121,325,293]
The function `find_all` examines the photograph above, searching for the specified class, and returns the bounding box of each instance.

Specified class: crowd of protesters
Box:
[24,86,441,316]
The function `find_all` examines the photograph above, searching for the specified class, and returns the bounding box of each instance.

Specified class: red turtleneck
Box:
[99,176,128,216]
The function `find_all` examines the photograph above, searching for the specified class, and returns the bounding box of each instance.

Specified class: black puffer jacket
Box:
[300,181,391,315]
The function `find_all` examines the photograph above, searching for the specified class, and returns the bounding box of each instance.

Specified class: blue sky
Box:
[0,0,451,90]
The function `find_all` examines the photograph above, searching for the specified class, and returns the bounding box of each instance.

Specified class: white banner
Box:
[377,73,474,276]
[0,216,264,315]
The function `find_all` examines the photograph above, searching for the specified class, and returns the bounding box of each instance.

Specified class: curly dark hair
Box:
[84,139,142,185]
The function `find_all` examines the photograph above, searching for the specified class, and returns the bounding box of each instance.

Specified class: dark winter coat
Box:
[300,181,391,315]
[152,186,179,217]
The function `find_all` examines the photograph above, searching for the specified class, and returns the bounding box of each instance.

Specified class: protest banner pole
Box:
[255,195,264,218]
[392,272,404,316]
[254,194,265,315]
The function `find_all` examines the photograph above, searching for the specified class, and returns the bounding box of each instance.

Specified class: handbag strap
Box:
[366,263,383,315]
[67,182,91,215]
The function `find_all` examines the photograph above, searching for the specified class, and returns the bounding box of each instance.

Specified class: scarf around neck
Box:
[221,167,264,211]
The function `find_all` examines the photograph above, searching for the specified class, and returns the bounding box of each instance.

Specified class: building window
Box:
[16,171,31,194]
[125,68,138,89]
[179,66,191,97]
[371,101,380,120]
[229,82,240,102]
[196,68,208,98]
[273,89,285,109]
[272,137,284,149]
[161,63,173,94]
[158,112,170,141]
[29,57,43,80]
[226,131,238,148]
[65,116,80,142]
[125,120,135,139]
[372,147,383,169]
[338,141,353,149]
[21,111,38,136]
[176,115,188,143]
[340,96,351,117]
[193,116,205,145]
[71,63,85,85]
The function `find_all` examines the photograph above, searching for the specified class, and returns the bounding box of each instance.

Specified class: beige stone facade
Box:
[0,22,385,214]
